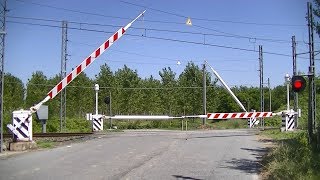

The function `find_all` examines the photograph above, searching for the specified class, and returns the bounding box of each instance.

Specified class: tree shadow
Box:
[258,138,277,144]
[240,147,270,160]
[221,147,269,174]
[172,175,204,180]
[222,158,262,174]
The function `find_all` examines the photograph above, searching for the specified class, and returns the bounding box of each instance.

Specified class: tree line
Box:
[4,62,318,129]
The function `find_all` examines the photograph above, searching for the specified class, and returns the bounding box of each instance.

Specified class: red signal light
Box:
[291,76,306,93]
[293,80,302,89]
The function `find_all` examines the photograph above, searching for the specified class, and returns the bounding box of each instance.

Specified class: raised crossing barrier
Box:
[6,11,146,143]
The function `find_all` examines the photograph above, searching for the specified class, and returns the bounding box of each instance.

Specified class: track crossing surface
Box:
[0,129,265,180]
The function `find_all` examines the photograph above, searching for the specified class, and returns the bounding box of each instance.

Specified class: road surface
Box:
[0,129,267,180]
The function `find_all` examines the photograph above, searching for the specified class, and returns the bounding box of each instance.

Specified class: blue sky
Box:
[5,0,319,88]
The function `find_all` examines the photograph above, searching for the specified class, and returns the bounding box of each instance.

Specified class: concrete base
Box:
[9,141,37,151]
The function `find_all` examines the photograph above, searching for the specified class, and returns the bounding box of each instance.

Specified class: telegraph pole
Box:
[268,78,271,112]
[259,45,264,128]
[60,21,68,132]
[0,0,6,153]
[202,63,206,125]
[307,2,316,143]
[292,35,299,128]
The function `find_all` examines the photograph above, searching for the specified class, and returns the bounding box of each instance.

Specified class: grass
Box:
[36,140,56,149]
[260,129,320,180]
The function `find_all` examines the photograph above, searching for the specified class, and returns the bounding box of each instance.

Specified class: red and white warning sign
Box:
[207,112,272,120]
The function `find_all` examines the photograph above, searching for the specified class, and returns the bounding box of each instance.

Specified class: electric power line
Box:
[14,0,305,27]
[68,40,257,63]
[119,0,305,27]
[7,16,296,44]
[8,20,308,59]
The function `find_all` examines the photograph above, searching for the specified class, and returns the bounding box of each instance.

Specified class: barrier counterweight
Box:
[92,115,103,131]
[282,111,295,131]
[247,118,259,128]
[7,110,32,141]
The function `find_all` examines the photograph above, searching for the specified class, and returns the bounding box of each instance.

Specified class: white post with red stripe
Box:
[7,11,146,141]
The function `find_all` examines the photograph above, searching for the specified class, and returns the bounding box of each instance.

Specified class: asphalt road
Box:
[0,129,267,180]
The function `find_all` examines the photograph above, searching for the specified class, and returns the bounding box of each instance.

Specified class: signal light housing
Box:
[291,75,306,92]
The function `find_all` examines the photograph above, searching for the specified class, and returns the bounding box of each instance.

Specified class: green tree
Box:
[47,75,62,117]
[113,65,141,114]
[3,73,25,113]
[159,67,178,115]
[272,85,286,111]
[206,77,219,114]
[139,75,162,114]
[66,73,94,118]
[235,86,260,111]
[215,86,241,112]
[178,62,203,115]
[25,71,48,108]
[95,63,114,115]
[313,0,320,36]
[3,73,25,130]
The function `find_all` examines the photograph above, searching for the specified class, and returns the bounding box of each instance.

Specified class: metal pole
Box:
[96,91,98,115]
[95,84,99,115]
[202,63,206,125]
[292,35,298,128]
[268,78,271,112]
[181,119,183,131]
[287,83,290,110]
[109,91,112,129]
[0,0,6,153]
[259,45,264,128]
[307,2,315,143]
[42,120,46,133]
[185,120,187,131]
[60,21,67,132]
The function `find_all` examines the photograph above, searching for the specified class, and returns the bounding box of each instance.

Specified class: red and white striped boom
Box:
[207,112,273,119]
[30,10,146,112]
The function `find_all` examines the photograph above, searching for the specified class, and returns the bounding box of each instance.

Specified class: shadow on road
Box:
[221,147,268,174]
[172,175,204,180]
[241,147,270,161]
[223,158,261,174]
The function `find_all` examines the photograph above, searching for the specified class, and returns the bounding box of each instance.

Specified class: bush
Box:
[264,116,281,127]
[262,130,320,179]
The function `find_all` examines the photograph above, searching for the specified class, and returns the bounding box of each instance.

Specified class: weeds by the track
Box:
[260,129,320,179]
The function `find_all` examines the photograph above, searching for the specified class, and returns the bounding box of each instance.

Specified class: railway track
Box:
[3,132,93,138]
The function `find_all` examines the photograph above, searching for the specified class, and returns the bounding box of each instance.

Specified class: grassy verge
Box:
[36,140,56,149]
[260,129,320,179]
